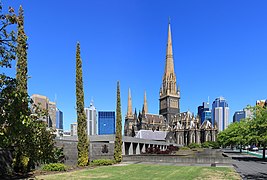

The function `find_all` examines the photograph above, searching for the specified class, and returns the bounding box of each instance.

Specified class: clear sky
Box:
[3,0,267,131]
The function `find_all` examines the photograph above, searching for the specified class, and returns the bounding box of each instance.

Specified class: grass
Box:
[36,164,241,180]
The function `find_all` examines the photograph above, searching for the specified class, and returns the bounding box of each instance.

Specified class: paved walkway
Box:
[224,150,267,180]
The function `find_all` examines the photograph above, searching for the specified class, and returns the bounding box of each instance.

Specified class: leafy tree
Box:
[217,120,249,151]
[0,4,17,67]
[0,4,57,174]
[75,42,89,166]
[248,105,267,159]
[218,105,267,159]
[114,81,122,162]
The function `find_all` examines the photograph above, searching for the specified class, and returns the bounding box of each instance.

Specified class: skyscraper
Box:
[212,97,229,131]
[85,101,97,135]
[56,108,63,130]
[233,110,245,122]
[159,22,180,124]
[197,102,211,124]
[48,101,56,129]
[233,108,253,122]
[31,94,57,129]
[98,111,115,135]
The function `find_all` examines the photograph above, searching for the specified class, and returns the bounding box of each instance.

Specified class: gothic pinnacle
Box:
[127,88,133,117]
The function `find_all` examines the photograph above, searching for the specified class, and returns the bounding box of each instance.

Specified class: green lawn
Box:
[36,164,241,180]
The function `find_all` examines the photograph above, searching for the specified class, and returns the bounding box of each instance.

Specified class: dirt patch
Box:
[196,168,241,180]
[32,165,94,178]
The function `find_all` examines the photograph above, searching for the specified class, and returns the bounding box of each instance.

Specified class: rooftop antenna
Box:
[54,94,57,105]
[90,96,94,106]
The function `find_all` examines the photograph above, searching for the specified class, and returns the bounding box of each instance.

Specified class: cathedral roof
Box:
[200,120,212,129]
[135,130,167,141]
[145,114,165,124]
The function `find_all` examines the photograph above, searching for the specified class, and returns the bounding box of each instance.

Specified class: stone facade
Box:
[124,109,167,137]
[124,22,218,145]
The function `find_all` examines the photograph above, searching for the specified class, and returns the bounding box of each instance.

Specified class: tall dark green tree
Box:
[75,42,89,166]
[16,5,27,95]
[0,4,57,174]
[114,81,122,162]
[12,5,32,172]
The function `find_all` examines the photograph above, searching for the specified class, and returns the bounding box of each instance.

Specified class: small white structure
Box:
[135,130,167,141]
[85,101,97,135]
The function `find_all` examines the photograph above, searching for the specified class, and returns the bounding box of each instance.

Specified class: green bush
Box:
[91,159,116,166]
[201,141,220,149]
[42,163,67,171]
[188,143,201,149]
[210,141,220,149]
[179,146,190,150]
[201,141,211,148]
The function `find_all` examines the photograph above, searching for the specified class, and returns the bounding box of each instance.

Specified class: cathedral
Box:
[124,22,217,145]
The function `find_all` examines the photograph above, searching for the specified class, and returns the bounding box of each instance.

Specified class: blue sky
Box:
[3,0,267,131]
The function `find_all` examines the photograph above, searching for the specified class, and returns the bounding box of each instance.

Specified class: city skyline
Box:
[3,0,267,130]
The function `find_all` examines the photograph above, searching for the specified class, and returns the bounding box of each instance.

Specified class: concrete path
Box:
[223,150,267,179]
[233,159,267,179]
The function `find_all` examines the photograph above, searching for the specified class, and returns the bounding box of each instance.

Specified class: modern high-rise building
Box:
[70,122,77,136]
[48,101,56,129]
[212,97,229,131]
[31,94,57,129]
[197,102,211,124]
[56,108,63,130]
[85,102,97,135]
[233,108,253,122]
[233,110,245,122]
[98,111,115,135]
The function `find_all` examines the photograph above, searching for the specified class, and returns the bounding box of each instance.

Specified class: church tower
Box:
[159,21,180,124]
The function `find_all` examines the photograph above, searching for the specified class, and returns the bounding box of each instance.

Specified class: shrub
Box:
[179,146,190,150]
[201,141,211,148]
[210,141,220,149]
[201,141,220,149]
[91,159,116,166]
[188,143,201,149]
[42,163,67,171]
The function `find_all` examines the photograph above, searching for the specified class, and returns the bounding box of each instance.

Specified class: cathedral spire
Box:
[159,20,180,123]
[164,21,175,78]
[143,90,148,114]
[161,20,178,96]
[127,88,133,118]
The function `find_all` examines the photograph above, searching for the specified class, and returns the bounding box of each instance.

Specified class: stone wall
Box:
[55,139,115,165]
[55,139,78,165]
[122,155,232,164]
[90,143,114,161]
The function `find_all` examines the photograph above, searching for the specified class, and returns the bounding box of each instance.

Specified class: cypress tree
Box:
[14,5,30,172]
[114,81,122,162]
[16,5,28,96]
[75,42,89,166]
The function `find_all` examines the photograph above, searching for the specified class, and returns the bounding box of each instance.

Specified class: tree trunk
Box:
[240,143,242,153]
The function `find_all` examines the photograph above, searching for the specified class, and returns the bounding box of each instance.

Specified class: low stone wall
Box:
[55,139,78,165]
[55,139,115,165]
[123,155,232,164]
[90,143,115,161]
